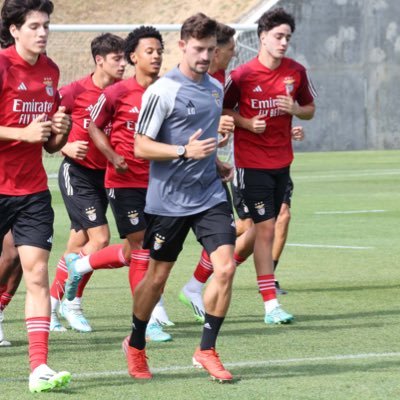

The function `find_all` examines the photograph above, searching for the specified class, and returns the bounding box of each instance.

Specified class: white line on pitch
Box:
[286,243,374,250]
[295,169,400,180]
[2,352,400,382]
[315,210,385,215]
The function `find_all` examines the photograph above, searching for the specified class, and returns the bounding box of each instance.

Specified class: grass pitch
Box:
[1,150,400,399]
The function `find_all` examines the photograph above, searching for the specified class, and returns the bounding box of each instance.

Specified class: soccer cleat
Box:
[60,300,92,333]
[146,323,172,342]
[151,299,175,326]
[178,289,205,323]
[64,253,82,301]
[192,347,233,382]
[0,310,11,347]
[264,305,294,325]
[275,280,288,295]
[29,364,71,393]
[125,344,152,379]
[50,311,67,332]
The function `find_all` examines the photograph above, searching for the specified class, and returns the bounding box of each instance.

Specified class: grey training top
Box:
[137,66,226,217]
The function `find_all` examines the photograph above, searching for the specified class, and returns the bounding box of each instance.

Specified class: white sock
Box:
[184,276,204,294]
[50,296,59,313]
[264,298,279,313]
[75,256,93,274]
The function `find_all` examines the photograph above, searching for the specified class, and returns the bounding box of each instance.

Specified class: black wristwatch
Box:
[177,145,187,160]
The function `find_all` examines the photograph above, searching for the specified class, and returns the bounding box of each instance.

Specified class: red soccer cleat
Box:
[192,347,233,382]
[124,342,152,380]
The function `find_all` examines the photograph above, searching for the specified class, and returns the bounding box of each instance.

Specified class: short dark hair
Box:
[0,0,54,48]
[257,7,295,38]
[180,13,217,41]
[216,22,236,46]
[91,33,125,61]
[125,26,164,66]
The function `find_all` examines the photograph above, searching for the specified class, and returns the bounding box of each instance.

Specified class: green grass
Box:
[1,150,400,399]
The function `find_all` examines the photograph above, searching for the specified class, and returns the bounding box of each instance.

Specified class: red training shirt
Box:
[0,45,60,195]
[224,57,315,170]
[90,77,149,189]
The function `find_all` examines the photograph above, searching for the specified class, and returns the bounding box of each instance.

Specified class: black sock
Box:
[129,314,149,350]
[273,259,279,271]
[200,313,225,350]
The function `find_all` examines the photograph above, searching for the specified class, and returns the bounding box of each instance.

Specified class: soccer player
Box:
[0,0,72,392]
[0,231,22,346]
[223,8,316,324]
[126,13,237,382]
[48,33,126,333]
[64,26,172,342]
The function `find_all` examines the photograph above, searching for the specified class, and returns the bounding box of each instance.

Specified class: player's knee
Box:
[90,236,110,251]
[213,262,236,284]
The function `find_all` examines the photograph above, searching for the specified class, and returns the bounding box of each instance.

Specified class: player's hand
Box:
[291,126,304,141]
[62,140,89,160]
[22,114,52,143]
[51,106,72,136]
[111,153,128,173]
[246,114,266,134]
[185,129,217,160]
[276,95,300,116]
[217,115,234,148]
[216,159,234,182]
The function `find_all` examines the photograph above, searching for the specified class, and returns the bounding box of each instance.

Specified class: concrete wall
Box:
[235,0,400,151]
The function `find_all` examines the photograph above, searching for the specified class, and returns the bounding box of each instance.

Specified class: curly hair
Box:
[257,7,295,38]
[124,26,164,66]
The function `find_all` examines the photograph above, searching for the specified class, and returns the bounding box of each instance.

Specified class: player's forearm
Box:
[293,103,315,120]
[88,122,116,162]
[0,126,27,141]
[222,109,249,130]
[135,133,180,161]
[44,132,68,153]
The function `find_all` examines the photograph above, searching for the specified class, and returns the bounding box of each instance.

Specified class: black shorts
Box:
[107,188,147,238]
[143,202,236,262]
[58,157,108,231]
[0,190,54,254]
[283,176,294,207]
[236,167,290,223]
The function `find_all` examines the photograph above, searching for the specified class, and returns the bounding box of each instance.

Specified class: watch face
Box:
[177,146,185,156]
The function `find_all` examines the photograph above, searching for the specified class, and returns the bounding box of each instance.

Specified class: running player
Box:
[224,8,316,324]
[48,33,126,333]
[125,13,237,382]
[0,0,72,392]
[64,26,172,342]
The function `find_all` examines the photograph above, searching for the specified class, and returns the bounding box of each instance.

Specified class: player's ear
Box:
[178,39,186,52]
[9,24,18,40]
[95,54,104,66]
[129,51,137,65]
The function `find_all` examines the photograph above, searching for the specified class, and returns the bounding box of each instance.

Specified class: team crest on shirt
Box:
[153,233,166,251]
[43,77,54,96]
[85,207,97,221]
[283,77,295,96]
[254,202,266,216]
[211,90,221,107]
[128,210,139,226]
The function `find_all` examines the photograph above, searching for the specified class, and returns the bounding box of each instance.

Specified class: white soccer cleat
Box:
[151,297,175,326]
[50,311,67,332]
[29,364,71,393]
[60,299,92,333]
[178,287,205,323]
[0,310,11,347]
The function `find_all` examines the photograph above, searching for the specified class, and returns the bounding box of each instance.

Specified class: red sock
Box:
[26,317,50,371]
[0,292,13,311]
[0,284,6,297]
[257,274,276,301]
[193,249,213,283]
[76,250,93,297]
[89,244,127,270]
[129,249,150,295]
[234,253,246,267]
[49,256,68,299]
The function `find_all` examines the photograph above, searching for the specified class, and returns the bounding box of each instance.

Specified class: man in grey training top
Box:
[125,13,237,383]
